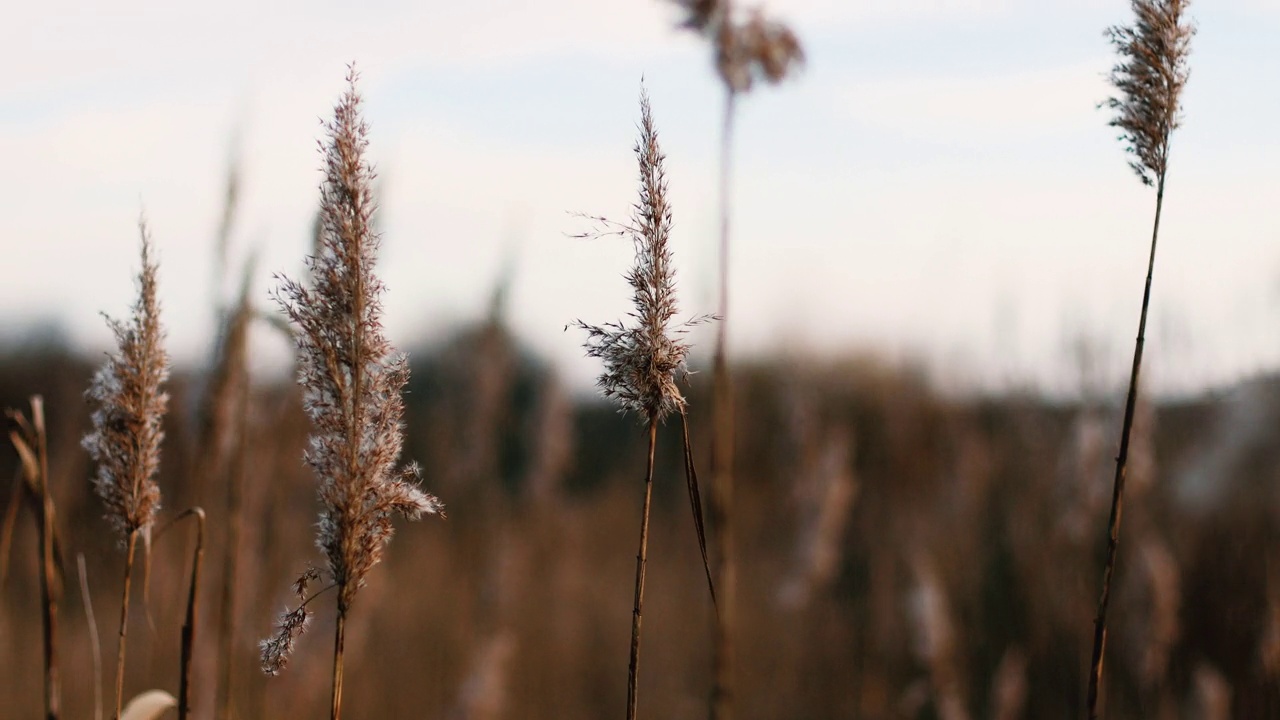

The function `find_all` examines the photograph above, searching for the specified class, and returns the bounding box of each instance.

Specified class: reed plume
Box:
[571,85,711,720]
[1087,1,1193,717]
[82,222,170,720]
[261,66,442,720]
[673,0,803,95]
[667,3,802,718]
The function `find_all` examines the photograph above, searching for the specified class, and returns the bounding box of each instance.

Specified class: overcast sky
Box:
[3,0,1279,397]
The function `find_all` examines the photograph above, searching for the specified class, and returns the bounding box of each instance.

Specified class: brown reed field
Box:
[5,1,1280,718]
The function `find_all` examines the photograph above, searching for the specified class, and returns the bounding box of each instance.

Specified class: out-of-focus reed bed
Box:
[5,331,1280,718]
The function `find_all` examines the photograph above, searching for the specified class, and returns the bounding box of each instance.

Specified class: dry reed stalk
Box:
[194,257,254,506]
[153,507,206,720]
[209,265,255,720]
[115,534,140,720]
[666,5,802,717]
[7,396,61,720]
[1087,2,1193,717]
[629,420,657,719]
[82,221,170,720]
[77,553,105,720]
[570,85,710,720]
[260,67,442,720]
[212,134,242,311]
[0,467,20,586]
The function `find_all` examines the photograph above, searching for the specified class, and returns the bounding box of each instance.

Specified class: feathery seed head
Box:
[82,222,169,544]
[259,566,321,675]
[272,66,442,616]
[572,87,711,421]
[1104,0,1194,186]
[259,605,311,676]
[672,0,804,94]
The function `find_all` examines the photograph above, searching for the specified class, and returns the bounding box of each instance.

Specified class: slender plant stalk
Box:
[114,529,140,720]
[709,87,737,720]
[626,417,660,720]
[1087,181,1165,716]
[36,402,59,720]
[215,413,248,719]
[77,554,105,720]
[209,266,253,720]
[169,508,207,720]
[332,607,347,720]
[1086,2,1192,715]
[661,7,802,717]
[8,397,62,720]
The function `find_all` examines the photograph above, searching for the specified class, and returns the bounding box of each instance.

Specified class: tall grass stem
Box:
[710,86,737,720]
[113,530,140,720]
[626,417,659,720]
[1087,182,1166,718]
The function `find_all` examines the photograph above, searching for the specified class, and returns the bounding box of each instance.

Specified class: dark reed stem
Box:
[331,604,347,720]
[627,416,659,720]
[9,397,62,720]
[36,402,60,720]
[166,507,207,720]
[113,529,140,720]
[1087,178,1166,719]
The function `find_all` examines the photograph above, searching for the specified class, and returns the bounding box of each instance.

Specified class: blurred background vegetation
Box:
[3,303,1279,719]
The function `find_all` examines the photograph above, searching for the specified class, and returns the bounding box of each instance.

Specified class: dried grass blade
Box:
[77,553,104,720]
[682,409,717,610]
